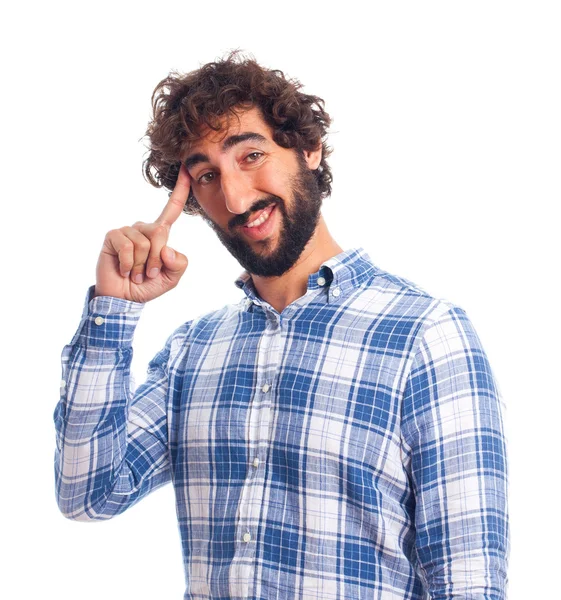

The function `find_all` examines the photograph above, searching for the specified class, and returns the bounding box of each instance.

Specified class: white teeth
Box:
[246,205,273,228]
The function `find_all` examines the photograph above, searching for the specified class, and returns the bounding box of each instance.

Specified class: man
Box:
[54,54,509,599]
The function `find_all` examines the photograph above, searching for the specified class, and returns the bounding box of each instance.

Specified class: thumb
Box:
[161,246,188,278]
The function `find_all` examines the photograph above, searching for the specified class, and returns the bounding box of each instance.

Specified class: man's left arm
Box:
[401,305,509,599]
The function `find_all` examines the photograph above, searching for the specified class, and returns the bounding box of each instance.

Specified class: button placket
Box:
[230,315,284,595]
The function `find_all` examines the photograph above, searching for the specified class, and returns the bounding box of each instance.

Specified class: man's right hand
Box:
[94,165,191,303]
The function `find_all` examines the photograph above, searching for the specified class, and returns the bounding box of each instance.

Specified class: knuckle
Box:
[131,235,150,253]
[138,238,151,253]
[118,254,133,269]
[118,257,133,270]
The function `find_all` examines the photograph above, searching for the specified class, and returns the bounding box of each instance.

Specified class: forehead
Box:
[189,107,274,151]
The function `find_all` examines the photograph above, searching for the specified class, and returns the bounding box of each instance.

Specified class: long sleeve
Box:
[54,287,182,521]
[401,306,509,599]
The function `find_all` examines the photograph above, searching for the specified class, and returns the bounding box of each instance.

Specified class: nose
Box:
[220,171,254,215]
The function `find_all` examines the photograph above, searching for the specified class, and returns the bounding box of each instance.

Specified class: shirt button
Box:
[243,532,251,543]
[317,276,326,286]
[332,287,341,298]
[60,380,66,389]
[261,383,270,393]
[253,457,260,468]
[94,316,105,326]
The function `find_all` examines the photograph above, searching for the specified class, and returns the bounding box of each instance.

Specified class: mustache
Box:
[228,196,281,230]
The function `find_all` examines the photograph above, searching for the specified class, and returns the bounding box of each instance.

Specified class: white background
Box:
[1,1,559,598]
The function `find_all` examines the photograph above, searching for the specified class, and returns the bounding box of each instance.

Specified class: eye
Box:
[197,172,215,185]
[245,151,264,163]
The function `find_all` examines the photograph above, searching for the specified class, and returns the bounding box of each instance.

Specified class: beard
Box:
[202,160,323,277]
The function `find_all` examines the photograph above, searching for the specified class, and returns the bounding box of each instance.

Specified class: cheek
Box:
[194,200,223,229]
[203,205,229,227]
[193,185,223,214]
[254,166,291,197]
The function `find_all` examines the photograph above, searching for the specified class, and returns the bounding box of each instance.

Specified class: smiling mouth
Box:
[243,204,276,228]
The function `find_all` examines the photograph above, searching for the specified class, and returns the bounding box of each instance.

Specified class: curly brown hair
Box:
[143,52,333,215]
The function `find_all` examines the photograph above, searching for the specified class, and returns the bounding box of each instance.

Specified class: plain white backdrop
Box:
[1,1,559,598]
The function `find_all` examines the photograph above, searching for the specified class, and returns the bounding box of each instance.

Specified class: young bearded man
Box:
[54,54,509,599]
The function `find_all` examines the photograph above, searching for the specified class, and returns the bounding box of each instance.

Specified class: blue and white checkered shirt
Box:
[54,248,509,599]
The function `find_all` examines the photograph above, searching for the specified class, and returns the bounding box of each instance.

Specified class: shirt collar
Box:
[234,247,378,304]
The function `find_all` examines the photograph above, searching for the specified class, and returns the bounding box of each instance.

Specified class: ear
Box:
[303,145,322,170]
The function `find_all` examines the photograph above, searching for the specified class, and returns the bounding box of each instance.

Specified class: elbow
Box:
[54,448,119,522]
[56,494,110,522]
[58,507,96,523]
[54,471,116,522]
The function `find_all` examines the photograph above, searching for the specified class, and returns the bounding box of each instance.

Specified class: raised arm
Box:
[54,168,191,520]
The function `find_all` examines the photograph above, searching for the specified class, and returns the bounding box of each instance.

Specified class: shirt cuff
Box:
[70,285,145,349]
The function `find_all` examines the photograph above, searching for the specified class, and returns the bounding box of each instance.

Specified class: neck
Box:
[250,216,343,313]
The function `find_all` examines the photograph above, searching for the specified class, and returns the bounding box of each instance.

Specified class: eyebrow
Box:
[184,132,268,172]
[184,153,209,171]
[222,132,267,151]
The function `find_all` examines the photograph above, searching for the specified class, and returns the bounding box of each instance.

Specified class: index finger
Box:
[156,164,191,227]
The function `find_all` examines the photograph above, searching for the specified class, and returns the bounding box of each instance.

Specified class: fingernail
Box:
[148,267,159,278]
[134,274,143,284]
[123,271,130,279]
[167,248,176,260]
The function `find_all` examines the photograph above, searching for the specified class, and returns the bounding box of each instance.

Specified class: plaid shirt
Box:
[54,248,509,599]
